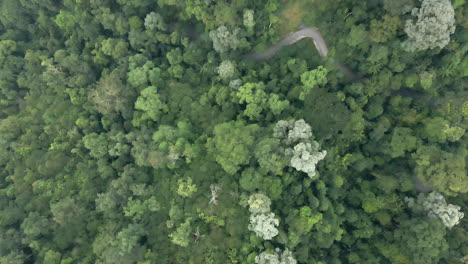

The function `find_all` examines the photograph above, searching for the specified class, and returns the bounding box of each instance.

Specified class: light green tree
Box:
[169,218,192,247]
[248,193,271,214]
[177,178,198,198]
[116,224,146,256]
[412,146,467,194]
[299,66,328,100]
[207,120,260,174]
[133,86,168,126]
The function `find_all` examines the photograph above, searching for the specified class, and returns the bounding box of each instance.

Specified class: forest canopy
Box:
[0,0,466,263]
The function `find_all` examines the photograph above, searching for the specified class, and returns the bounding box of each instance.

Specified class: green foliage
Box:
[235,82,289,120]
[55,10,76,32]
[207,120,260,174]
[116,224,146,256]
[412,145,467,194]
[123,196,160,221]
[83,132,109,159]
[389,127,417,158]
[169,218,192,247]
[0,0,466,263]
[133,86,168,126]
[286,206,322,247]
[254,138,288,175]
[393,218,448,264]
[177,178,198,198]
[299,66,328,100]
[369,15,401,43]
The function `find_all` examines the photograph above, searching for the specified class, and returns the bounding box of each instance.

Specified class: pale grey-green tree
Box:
[287,142,327,178]
[255,248,297,264]
[209,26,240,53]
[248,213,279,240]
[243,9,255,28]
[405,192,464,228]
[144,12,166,31]
[216,60,236,80]
[402,0,456,52]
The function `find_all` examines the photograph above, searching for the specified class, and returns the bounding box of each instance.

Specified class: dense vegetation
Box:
[0,0,466,263]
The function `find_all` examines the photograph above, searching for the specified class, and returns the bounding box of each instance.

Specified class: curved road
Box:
[243,27,329,60]
[243,26,436,193]
[243,27,360,81]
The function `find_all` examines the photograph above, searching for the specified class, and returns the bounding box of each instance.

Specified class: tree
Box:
[406,192,464,228]
[273,120,327,178]
[235,82,268,120]
[144,12,166,31]
[389,127,417,158]
[133,86,168,126]
[402,0,456,52]
[273,119,312,145]
[268,94,290,116]
[248,193,271,214]
[55,10,77,33]
[166,48,183,66]
[207,120,260,174]
[254,138,288,175]
[209,25,240,53]
[299,66,328,100]
[20,212,51,238]
[248,212,279,240]
[0,250,27,264]
[88,72,135,118]
[369,15,401,43]
[151,122,199,167]
[177,178,198,198]
[259,248,297,264]
[82,132,109,159]
[243,9,255,28]
[123,196,160,221]
[393,217,448,264]
[286,207,322,247]
[287,142,327,178]
[412,145,467,194]
[169,218,192,247]
[50,197,84,225]
[384,0,415,15]
[43,250,61,264]
[419,117,465,143]
[116,224,146,256]
[255,248,297,264]
[239,168,265,192]
[235,82,289,120]
[216,60,236,80]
